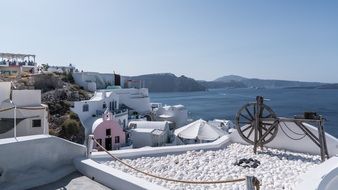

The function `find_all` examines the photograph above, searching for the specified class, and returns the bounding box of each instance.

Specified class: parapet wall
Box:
[0,135,86,190]
[91,135,231,160]
[230,122,338,157]
[74,136,231,190]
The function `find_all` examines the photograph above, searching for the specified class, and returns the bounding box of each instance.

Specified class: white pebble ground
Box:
[99,143,321,190]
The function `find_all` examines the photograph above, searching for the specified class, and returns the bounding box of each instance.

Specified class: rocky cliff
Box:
[126,73,207,92]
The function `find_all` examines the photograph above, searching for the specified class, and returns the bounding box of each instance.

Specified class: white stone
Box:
[100,143,320,190]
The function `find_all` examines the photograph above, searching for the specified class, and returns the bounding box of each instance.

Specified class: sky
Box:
[1,0,338,82]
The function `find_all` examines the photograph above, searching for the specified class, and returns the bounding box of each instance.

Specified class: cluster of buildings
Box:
[0,73,229,150]
[0,53,37,76]
[0,52,230,151]
[70,74,192,150]
[45,64,76,74]
[0,52,76,77]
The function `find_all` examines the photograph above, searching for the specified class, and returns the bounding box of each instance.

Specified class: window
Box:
[103,102,106,109]
[114,101,117,109]
[83,104,89,112]
[109,102,113,111]
[129,123,137,129]
[115,136,120,144]
[106,128,111,136]
[32,119,41,128]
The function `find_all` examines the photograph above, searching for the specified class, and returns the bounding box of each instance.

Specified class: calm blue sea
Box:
[150,88,338,138]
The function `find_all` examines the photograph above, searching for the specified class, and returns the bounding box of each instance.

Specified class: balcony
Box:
[93,109,128,118]
[27,62,35,66]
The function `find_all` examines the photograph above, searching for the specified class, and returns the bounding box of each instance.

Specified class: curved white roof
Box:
[174,119,225,141]
[161,104,186,111]
[129,121,168,131]
[173,104,185,109]
[92,118,104,133]
[90,91,116,101]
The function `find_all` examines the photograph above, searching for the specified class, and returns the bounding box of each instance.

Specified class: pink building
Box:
[92,110,126,151]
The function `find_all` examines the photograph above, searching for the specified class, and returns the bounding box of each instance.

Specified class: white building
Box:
[208,119,234,133]
[72,72,119,92]
[46,64,76,74]
[130,128,167,148]
[0,82,49,139]
[151,103,188,128]
[71,90,129,139]
[102,88,151,114]
[0,53,37,76]
[129,121,170,148]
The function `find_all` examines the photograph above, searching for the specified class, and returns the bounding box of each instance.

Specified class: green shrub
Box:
[69,112,79,120]
[58,118,85,144]
[61,72,75,83]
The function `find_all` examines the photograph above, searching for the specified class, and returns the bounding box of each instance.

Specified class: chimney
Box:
[114,74,121,86]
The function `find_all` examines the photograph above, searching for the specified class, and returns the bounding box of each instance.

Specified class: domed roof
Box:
[91,111,122,133]
[92,118,103,133]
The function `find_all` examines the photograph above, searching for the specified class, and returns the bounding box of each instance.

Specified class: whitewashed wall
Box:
[230,122,338,157]
[12,90,41,107]
[0,135,86,190]
[0,107,48,139]
[0,82,11,103]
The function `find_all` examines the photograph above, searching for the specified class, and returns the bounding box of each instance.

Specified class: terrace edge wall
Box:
[74,135,231,190]
[0,135,86,190]
[74,158,168,190]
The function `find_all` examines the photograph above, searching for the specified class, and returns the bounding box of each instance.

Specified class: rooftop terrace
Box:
[99,143,321,190]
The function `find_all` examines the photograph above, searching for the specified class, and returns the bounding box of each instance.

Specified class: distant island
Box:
[127,73,338,92]
[125,73,206,92]
[210,75,338,89]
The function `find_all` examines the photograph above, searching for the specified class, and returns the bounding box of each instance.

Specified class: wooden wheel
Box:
[235,102,278,145]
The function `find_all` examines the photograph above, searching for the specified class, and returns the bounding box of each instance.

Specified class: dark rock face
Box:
[126,73,206,92]
[32,74,64,92]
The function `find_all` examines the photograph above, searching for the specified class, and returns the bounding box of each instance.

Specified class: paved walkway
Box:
[31,172,111,190]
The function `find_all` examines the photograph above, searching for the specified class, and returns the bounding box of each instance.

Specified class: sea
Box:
[150,88,338,138]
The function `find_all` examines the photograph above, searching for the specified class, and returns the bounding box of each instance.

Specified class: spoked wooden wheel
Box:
[235,102,278,145]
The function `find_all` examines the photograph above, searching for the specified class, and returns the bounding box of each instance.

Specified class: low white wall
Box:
[74,136,231,190]
[91,135,231,160]
[295,156,338,190]
[231,122,338,157]
[0,135,86,190]
[74,158,167,190]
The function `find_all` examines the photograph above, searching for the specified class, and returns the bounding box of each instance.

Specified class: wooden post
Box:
[320,117,329,159]
[14,105,17,138]
[254,96,264,154]
[246,176,260,190]
[318,117,329,161]
[87,135,94,158]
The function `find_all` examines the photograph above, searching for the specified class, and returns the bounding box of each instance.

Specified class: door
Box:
[105,138,112,151]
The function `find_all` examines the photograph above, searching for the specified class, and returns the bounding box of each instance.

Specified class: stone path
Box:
[31,172,111,190]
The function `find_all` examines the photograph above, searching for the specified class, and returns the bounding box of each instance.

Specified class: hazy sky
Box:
[1,0,338,82]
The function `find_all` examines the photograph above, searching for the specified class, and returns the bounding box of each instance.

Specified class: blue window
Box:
[83,104,89,112]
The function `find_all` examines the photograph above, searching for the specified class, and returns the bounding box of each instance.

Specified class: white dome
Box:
[92,118,103,133]
[174,119,225,141]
